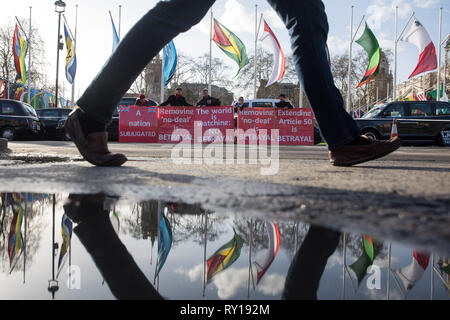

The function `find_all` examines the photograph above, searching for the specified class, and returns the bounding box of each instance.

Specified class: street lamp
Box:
[54,0,66,108]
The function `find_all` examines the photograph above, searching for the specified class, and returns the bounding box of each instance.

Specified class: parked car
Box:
[36,108,72,140]
[355,101,450,146]
[0,99,41,141]
[108,97,157,141]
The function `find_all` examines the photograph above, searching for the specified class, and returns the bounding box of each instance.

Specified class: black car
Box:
[0,99,41,141]
[355,101,450,146]
[36,108,72,140]
[108,97,157,141]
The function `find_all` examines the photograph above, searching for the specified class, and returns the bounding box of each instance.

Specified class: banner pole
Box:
[209,9,213,94]
[71,5,78,108]
[346,5,354,113]
[27,7,32,105]
[437,8,443,102]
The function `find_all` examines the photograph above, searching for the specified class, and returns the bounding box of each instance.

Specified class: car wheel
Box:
[362,129,380,141]
[1,127,16,141]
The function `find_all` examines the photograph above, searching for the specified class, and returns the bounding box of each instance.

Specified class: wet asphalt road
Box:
[1,141,449,254]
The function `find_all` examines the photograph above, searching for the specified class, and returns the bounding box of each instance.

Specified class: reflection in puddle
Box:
[0,192,449,300]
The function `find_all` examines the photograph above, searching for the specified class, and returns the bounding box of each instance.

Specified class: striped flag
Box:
[356,23,381,88]
[63,23,77,84]
[259,20,285,87]
[213,19,249,77]
[254,221,280,284]
[13,24,27,84]
[403,19,437,79]
[57,214,73,278]
[7,193,24,272]
[207,228,244,283]
[395,250,430,291]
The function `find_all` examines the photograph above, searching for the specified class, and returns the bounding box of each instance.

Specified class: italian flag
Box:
[402,19,437,79]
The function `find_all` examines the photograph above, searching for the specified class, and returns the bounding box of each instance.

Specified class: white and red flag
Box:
[402,19,437,79]
[395,250,430,291]
[259,20,286,87]
[254,221,281,284]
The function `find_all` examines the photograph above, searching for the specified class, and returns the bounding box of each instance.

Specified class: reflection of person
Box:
[64,194,164,300]
[66,0,400,167]
[282,225,341,300]
[197,88,221,107]
[135,94,148,106]
[275,94,294,109]
[160,87,192,107]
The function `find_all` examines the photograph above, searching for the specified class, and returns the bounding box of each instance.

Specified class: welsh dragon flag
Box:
[213,19,249,77]
[356,23,381,88]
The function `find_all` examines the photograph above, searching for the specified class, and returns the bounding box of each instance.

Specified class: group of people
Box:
[136,88,294,110]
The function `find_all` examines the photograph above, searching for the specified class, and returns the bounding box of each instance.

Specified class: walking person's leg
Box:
[66,0,215,166]
[267,0,400,166]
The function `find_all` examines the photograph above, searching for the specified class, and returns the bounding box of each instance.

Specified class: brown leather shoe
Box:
[329,136,401,167]
[65,109,127,167]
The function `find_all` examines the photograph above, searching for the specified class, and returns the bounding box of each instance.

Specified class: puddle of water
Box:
[0,192,448,300]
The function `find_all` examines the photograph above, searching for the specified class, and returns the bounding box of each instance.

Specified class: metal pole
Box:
[387,242,391,300]
[254,5,258,100]
[299,84,303,108]
[202,210,208,297]
[346,6,354,113]
[208,9,213,94]
[437,8,443,102]
[118,5,122,39]
[55,12,62,108]
[27,7,32,105]
[431,254,435,300]
[71,5,78,108]
[393,6,398,101]
[160,50,165,104]
[342,233,346,300]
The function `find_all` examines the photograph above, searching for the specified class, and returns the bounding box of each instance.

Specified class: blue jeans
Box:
[77,0,360,150]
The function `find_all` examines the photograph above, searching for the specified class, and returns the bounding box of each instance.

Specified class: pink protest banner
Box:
[237,108,276,144]
[158,106,196,144]
[119,105,158,143]
[276,108,314,145]
[194,106,235,144]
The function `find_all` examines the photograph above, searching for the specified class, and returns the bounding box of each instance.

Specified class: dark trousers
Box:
[77,0,360,150]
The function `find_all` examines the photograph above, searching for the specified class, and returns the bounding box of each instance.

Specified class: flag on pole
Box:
[163,40,177,87]
[402,19,437,79]
[13,25,28,84]
[394,250,430,291]
[355,23,381,88]
[207,228,244,283]
[349,235,375,285]
[259,20,285,87]
[156,209,173,277]
[7,194,24,272]
[213,19,249,77]
[63,23,77,84]
[254,221,280,284]
[57,214,73,278]
[109,11,120,53]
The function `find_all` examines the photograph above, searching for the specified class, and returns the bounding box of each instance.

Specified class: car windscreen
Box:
[362,105,384,118]
[22,103,38,117]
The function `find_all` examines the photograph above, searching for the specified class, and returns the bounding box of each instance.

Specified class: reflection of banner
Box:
[158,107,196,144]
[237,108,276,145]
[194,106,234,143]
[276,109,314,146]
[119,105,158,143]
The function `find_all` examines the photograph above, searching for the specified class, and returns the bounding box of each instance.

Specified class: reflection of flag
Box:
[213,19,249,77]
[259,20,285,87]
[163,41,177,87]
[156,209,172,277]
[57,214,73,278]
[7,194,24,271]
[64,23,77,84]
[109,11,120,53]
[13,25,27,84]
[403,19,437,79]
[349,236,375,285]
[395,250,430,291]
[356,23,380,88]
[255,221,280,284]
[207,228,244,283]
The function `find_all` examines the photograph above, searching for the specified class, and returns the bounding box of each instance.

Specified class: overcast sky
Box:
[1,0,449,101]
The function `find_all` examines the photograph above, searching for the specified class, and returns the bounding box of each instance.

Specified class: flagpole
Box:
[430,254,435,300]
[393,6,398,101]
[437,7,443,102]
[208,9,213,93]
[202,210,208,297]
[118,5,122,39]
[27,7,32,105]
[387,242,392,300]
[71,4,78,108]
[254,5,258,99]
[23,196,27,284]
[247,219,253,298]
[160,50,165,104]
[346,6,354,113]
[342,233,346,300]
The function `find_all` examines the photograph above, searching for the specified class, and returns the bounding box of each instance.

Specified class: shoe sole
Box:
[331,142,401,167]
